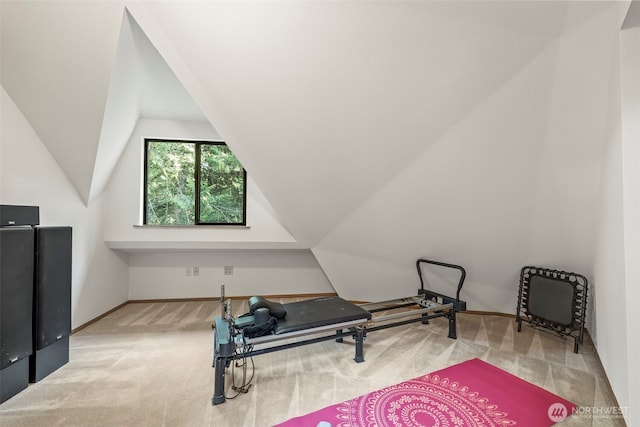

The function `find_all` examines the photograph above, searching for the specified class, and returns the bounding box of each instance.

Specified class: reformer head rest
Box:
[248,296,287,319]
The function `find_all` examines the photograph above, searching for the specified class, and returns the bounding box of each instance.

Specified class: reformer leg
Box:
[212,356,227,405]
[354,328,365,363]
[447,310,457,339]
[335,329,343,343]
[421,313,430,325]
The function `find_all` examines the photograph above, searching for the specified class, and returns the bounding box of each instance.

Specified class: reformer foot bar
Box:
[212,258,466,405]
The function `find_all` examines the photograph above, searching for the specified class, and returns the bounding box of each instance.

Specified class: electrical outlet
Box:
[224,266,234,275]
[186,266,192,276]
[193,266,199,276]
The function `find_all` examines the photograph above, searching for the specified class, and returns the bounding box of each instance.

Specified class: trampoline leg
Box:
[354,329,365,363]
[335,329,343,343]
[212,357,226,405]
[516,318,522,332]
[447,310,457,339]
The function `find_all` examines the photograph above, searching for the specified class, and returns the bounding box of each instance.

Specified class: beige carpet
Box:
[0,298,626,426]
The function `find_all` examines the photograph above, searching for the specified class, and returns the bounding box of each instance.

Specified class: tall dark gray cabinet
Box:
[30,226,72,382]
[0,205,72,403]
[0,221,34,403]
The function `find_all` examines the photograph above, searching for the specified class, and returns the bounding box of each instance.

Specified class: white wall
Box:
[0,93,334,325]
[593,52,629,418]
[620,22,640,427]
[315,7,616,317]
[105,117,334,299]
[103,118,301,248]
[592,4,638,425]
[0,86,129,329]
[128,250,332,300]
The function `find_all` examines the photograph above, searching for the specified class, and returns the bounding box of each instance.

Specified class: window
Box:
[144,139,246,225]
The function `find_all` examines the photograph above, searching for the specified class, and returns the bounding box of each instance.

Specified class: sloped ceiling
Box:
[1,1,125,204]
[0,2,207,204]
[126,1,583,248]
[0,1,623,310]
[622,0,640,28]
[89,9,207,203]
[315,1,617,304]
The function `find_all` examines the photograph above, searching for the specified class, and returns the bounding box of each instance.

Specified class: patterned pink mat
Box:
[275,358,576,426]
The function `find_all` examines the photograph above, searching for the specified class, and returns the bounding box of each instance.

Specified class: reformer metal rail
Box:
[356,296,458,339]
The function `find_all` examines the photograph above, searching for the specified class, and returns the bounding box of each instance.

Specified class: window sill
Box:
[105,240,305,252]
[133,224,251,229]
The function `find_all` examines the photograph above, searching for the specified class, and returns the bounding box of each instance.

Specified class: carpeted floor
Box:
[0,298,626,426]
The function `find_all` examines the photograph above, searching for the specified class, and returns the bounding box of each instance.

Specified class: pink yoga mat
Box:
[275,358,577,426]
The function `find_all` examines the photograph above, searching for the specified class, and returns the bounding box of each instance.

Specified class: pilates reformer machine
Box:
[211,258,467,405]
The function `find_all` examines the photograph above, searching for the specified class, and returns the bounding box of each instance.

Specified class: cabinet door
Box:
[33,226,72,349]
[0,227,34,369]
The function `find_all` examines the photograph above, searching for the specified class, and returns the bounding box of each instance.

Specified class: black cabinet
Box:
[30,226,72,382]
[0,205,39,227]
[0,227,35,403]
[0,206,72,403]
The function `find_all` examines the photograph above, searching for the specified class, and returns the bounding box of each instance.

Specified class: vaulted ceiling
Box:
[0,1,628,309]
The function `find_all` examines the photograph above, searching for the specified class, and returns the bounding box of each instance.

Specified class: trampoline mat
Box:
[273,296,371,335]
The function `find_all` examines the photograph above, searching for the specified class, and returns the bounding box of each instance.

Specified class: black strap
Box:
[242,317,277,338]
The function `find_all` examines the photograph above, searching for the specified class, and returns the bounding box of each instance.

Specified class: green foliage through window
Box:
[144,139,246,225]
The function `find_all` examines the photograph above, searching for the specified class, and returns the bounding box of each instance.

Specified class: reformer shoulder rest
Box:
[247,296,287,319]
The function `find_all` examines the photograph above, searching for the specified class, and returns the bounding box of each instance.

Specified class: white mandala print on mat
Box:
[335,374,516,427]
